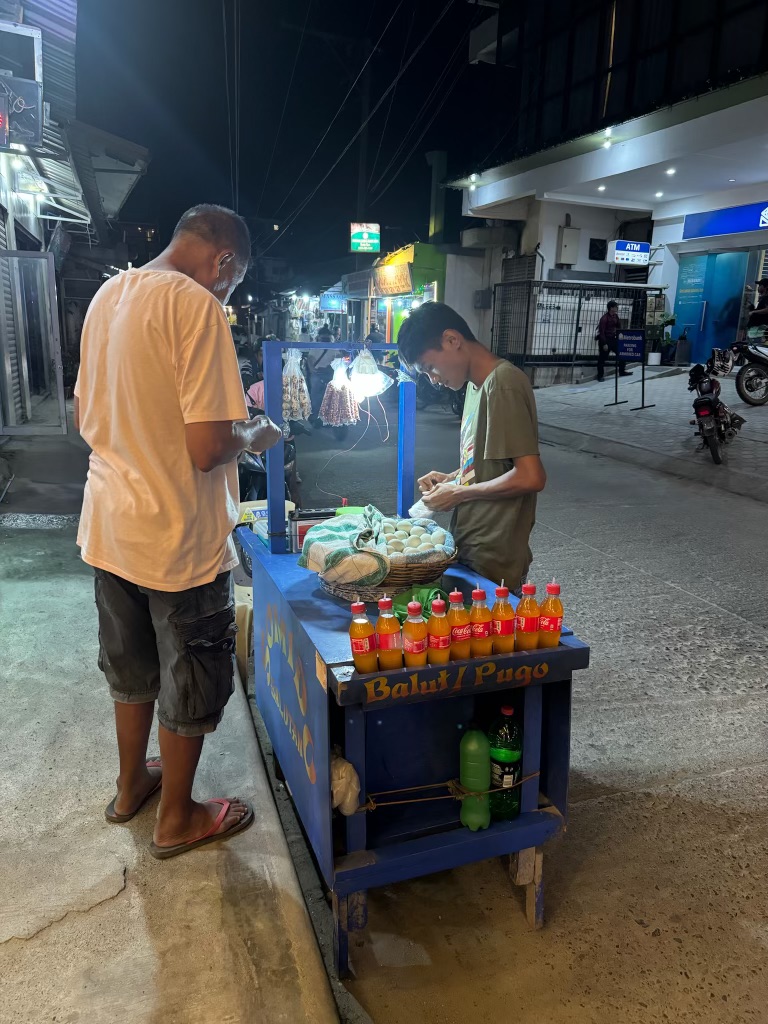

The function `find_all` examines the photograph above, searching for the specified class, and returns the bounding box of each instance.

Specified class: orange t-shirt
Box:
[75,269,248,592]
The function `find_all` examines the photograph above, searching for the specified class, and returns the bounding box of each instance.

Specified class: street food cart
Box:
[238,340,590,976]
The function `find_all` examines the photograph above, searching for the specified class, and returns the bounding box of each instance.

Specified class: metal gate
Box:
[0,250,66,434]
[491,280,666,376]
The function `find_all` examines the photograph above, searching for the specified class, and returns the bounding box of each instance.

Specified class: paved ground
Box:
[0,519,337,1024]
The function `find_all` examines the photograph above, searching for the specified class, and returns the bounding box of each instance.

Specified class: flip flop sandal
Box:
[105,757,162,824]
[149,798,255,860]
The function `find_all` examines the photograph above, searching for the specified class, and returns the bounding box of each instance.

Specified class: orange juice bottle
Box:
[448,590,471,660]
[402,600,428,668]
[426,598,451,665]
[538,580,564,648]
[349,601,378,673]
[491,581,516,655]
[375,596,403,670]
[470,587,493,658]
[515,582,540,650]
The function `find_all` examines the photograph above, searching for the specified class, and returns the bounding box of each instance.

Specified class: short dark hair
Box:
[172,204,251,267]
[397,301,476,369]
[607,299,618,310]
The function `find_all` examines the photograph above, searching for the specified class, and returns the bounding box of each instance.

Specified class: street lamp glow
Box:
[597,185,606,192]
[469,183,476,192]
[302,293,310,300]
[665,167,676,175]
[247,294,253,302]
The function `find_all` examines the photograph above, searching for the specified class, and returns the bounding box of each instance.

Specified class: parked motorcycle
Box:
[688,359,745,465]
[710,337,768,406]
[416,375,466,417]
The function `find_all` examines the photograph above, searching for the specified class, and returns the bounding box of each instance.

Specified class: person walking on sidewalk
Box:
[398,301,546,592]
[74,204,281,859]
[596,299,633,382]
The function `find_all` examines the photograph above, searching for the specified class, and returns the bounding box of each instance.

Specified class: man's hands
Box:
[422,481,466,512]
[418,469,458,493]
[185,415,281,473]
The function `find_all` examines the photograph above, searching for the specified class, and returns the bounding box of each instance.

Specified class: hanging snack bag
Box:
[282,348,312,422]
[319,358,360,427]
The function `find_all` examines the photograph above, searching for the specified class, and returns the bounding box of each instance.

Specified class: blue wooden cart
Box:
[237,339,590,977]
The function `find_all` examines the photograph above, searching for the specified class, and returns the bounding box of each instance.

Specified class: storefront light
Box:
[469,183,476,192]
[602,140,612,149]
[655,192,663,198]
[11,157,23,170]
[597,185,606,192]
[412,299,421,309]
[665,168,676,175]
[470,173,478,183]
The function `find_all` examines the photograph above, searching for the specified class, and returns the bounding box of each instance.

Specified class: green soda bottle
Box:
[488,706,523,821]
[460,726,491,831]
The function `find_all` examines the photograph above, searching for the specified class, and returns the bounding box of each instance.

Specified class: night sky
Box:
[76,0,498,275]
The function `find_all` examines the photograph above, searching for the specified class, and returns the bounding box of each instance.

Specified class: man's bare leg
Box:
[113,700,162,816]
[153,724,248,847]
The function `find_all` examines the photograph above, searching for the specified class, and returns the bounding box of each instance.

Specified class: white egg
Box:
[393,530,409,541]
[431,529,447,545]
[382,523,395,534]
[410,526,426,538]
[405,535,421,549]
[389,550,406,564]
[417,542,434,552]
[433,544,447,555]
[396,520,412,533]
[387,539,404,552]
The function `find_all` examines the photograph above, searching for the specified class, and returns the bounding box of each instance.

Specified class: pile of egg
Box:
[380,518,449,563]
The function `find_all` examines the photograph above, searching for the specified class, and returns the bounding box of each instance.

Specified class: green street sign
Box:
[350,222,381,254]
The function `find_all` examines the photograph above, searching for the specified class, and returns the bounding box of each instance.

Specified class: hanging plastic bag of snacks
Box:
[349,348,394,400]
[282,348,312,422]
[319,358,360,427]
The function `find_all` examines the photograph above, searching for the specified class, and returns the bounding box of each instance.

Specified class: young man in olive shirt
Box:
[398,302,546,590]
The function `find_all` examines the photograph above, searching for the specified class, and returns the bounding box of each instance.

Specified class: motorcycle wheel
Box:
[706,433,723,465]
[736,365,768,405]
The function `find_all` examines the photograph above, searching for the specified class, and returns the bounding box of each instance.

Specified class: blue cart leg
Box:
[332,891,368,977]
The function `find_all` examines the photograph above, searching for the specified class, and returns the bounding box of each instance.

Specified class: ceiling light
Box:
[12,157,23,170]
[602,140,612,150]
[469,173,478,183]
[597,185,606,192]
[302,293,310,300]
[729,178,736,183]
[247,294,253,302]
[604,127,612,138]
[655,191,663,198]
[665,167,676,175]
[469,183,476,192]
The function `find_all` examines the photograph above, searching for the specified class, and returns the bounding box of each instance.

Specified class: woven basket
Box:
[320,551,457,604]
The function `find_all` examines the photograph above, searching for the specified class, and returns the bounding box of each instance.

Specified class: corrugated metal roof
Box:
[0,0,77,120]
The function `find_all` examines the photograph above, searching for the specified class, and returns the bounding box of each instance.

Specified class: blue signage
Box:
[617,329,645,362]
[610,240,651,265]
[320,292,346,312]
[683,202,768,240]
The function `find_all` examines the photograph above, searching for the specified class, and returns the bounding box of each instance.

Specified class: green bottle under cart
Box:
[460,727,491,831]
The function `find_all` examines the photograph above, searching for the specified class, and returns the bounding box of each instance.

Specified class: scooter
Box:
[416,375,466,417]
[688,359,745,465]
[710,336,768,406]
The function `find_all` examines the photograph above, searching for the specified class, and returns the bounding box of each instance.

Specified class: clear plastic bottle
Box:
[538,580,564,648]
[349,600,377,673]
[488,706,523,821]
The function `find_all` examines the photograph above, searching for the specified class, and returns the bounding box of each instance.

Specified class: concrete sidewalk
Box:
[0,517,337,1024]
[536,367,768,503]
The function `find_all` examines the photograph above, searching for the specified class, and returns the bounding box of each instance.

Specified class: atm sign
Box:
[608,240,651,265]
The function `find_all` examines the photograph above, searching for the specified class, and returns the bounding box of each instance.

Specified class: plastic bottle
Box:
[447,590,471,660]
[488,706,523,821]
[426,598,451,665]
[460,726,491,831]
[349,600,378,674]
[375,596,403,670]
[515,582,540,651]
[491,580,516,655]
[469,587,493,658]
[402,600,428,668]
[538,580,564,649]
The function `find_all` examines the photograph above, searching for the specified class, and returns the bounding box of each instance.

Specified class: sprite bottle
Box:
[488,706,522,820]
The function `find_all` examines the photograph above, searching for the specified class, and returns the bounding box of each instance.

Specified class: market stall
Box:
[238,339,590,977]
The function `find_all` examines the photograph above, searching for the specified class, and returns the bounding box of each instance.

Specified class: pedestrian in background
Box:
[75,204,281,859]
[596,299,632,382]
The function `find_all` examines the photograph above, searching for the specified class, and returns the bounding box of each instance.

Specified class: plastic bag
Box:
[331,753,361,816]
[319,358,360,426]
[349,349,394,400]
[282,349,312,421]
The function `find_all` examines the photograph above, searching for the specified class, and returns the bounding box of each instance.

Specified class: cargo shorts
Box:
[94,568,237,737]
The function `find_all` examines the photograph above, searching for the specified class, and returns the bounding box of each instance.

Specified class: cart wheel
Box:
[273,752,285,782]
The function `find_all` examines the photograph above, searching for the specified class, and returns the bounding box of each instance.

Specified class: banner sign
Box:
[617,329,645,362]
[608,240,651,265]
[350,222,380,253]
[683,202,768,240]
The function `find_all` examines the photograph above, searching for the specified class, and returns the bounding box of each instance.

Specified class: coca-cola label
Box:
[471,620,492,639]
[428,633,451,650]
[403,635,427,654]
[539,614,563,632]
[492,618,514,636]
[376,631,402,651]
[351,636,374,655]
[451,623,471,643]
[516,615,539,633]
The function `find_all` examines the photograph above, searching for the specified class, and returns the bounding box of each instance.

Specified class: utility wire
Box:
[367,5,415,189]
[260,0,456,255]
[221,0,235,209]
[272,0,406,218]
[256,0,313,218]
[234,0,241,211]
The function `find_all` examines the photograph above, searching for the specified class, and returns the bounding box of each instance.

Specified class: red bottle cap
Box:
[521,583,536,595]
[471,588,486,601]
[546,581,561,595]
[431,598,446,615]
[495,585,509,598]
[449,590,464,604]
[350,601,366,614]
[407,601,422,616]
[378,597,393,611]
[501,706,515,716]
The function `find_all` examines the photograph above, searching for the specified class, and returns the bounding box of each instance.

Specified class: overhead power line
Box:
[367,6,416,189]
